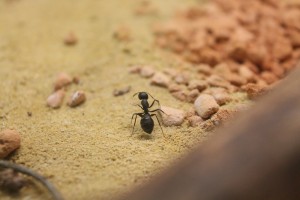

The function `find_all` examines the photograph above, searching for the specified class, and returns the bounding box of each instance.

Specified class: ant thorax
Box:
[141,99,149,111]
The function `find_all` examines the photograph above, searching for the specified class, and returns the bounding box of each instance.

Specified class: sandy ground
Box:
[0,0,218,199]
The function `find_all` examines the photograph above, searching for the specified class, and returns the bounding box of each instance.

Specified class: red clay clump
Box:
[154,0,300,89]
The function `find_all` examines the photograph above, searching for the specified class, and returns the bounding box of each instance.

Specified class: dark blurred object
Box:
[0,169,26,193]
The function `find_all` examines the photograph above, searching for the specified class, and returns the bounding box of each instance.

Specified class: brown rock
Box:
[203,87,227,95]
[68,91,86,107]
[174,73,190,85]
[47,89,65,109]
[270,63,285,78]
[114,26,131,41]
[210,109,237,126]
[113,86,131,97]
[246,43,268,66]
[242,83,269,100]
[187,79,207,91]
[187,115,204,127]
[261,71,278,84]
[207,75,232,89]
[171,90,187,102]
[213,63,232,77]
[212,92,231,106]
[282,57,298,72]
[238,65,255,82]
[150,72,170,87]
[187,89,200,103]
[282,9,300,30]
[271,36,293,61]
[64,32,77,46]
[194,94,220,119]
[54,72,72,91]
[226,73,247,87]
[159,106,185,126]
[198,48,222,66]
[73,76,80,84]
[168,83,185,93]
[0,130,21,159]
[128,66,141,74]
[200,119,215,131]
[140,66,155,78]
[287,28,300,48]
[185,107,197,118]
[162,68,178,78]
[196,64,212,75]
[227,42,248,63]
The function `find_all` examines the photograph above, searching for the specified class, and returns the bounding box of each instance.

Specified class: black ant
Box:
[131,92,165,136]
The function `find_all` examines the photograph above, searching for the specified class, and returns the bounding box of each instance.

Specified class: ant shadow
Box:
[137,134,153,140]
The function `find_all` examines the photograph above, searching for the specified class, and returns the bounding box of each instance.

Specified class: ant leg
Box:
[132,92,139,97]
[147,93,161,108]
[149,108,166,115]
[151,114,165,138]
[134,104,143,110]
[131,112,143,124]
[131,113,143,136]
[149,99,160,108]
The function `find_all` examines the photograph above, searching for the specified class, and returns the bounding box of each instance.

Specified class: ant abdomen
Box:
[140,114,154,134]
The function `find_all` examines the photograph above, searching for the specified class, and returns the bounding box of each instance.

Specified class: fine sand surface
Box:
[0,0,219,199]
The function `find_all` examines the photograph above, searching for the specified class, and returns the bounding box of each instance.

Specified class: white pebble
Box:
[47,89,65,109]
[159,106,185,126]
[194,94,220,119]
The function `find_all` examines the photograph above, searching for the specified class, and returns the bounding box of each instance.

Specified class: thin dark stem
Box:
[0,160,64,200]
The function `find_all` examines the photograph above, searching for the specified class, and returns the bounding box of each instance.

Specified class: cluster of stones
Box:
[128,0,300,128]
[46,73,86,109]
[154,0,300,87]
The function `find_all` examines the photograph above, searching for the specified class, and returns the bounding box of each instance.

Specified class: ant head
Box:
[138,92,148,100]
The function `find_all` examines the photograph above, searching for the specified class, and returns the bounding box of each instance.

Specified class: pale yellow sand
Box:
[0,0,216,199]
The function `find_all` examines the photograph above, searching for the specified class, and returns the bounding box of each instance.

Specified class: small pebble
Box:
[140,66,155,78]
[162,68,178,78]
[73,76,80,84]
[67,91,86,107]
[0,130,21,159]
[114,26,131,41]
[187,89,200,103]
[238,65,255,82]
[211,92,231,106]
[54,72,72,91]
[168,83,184,92]
[64,32,78,46]
[47,89,65,109]
[185,107,196,118]
[242,83,269,100]
[226,73,247,86]
[194,94,220,119]
[27,112,32,117]
[171,90,187,102]
[207,75,232,89]
[150,72,170,87]
[196,64,212,75]
[159,106,185,126]
[113,86,131,97]
[128,66,141,74]
[187,79,207,91]
[210,109,237,126]
[174,73,189,85]
[187,115,204,127]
